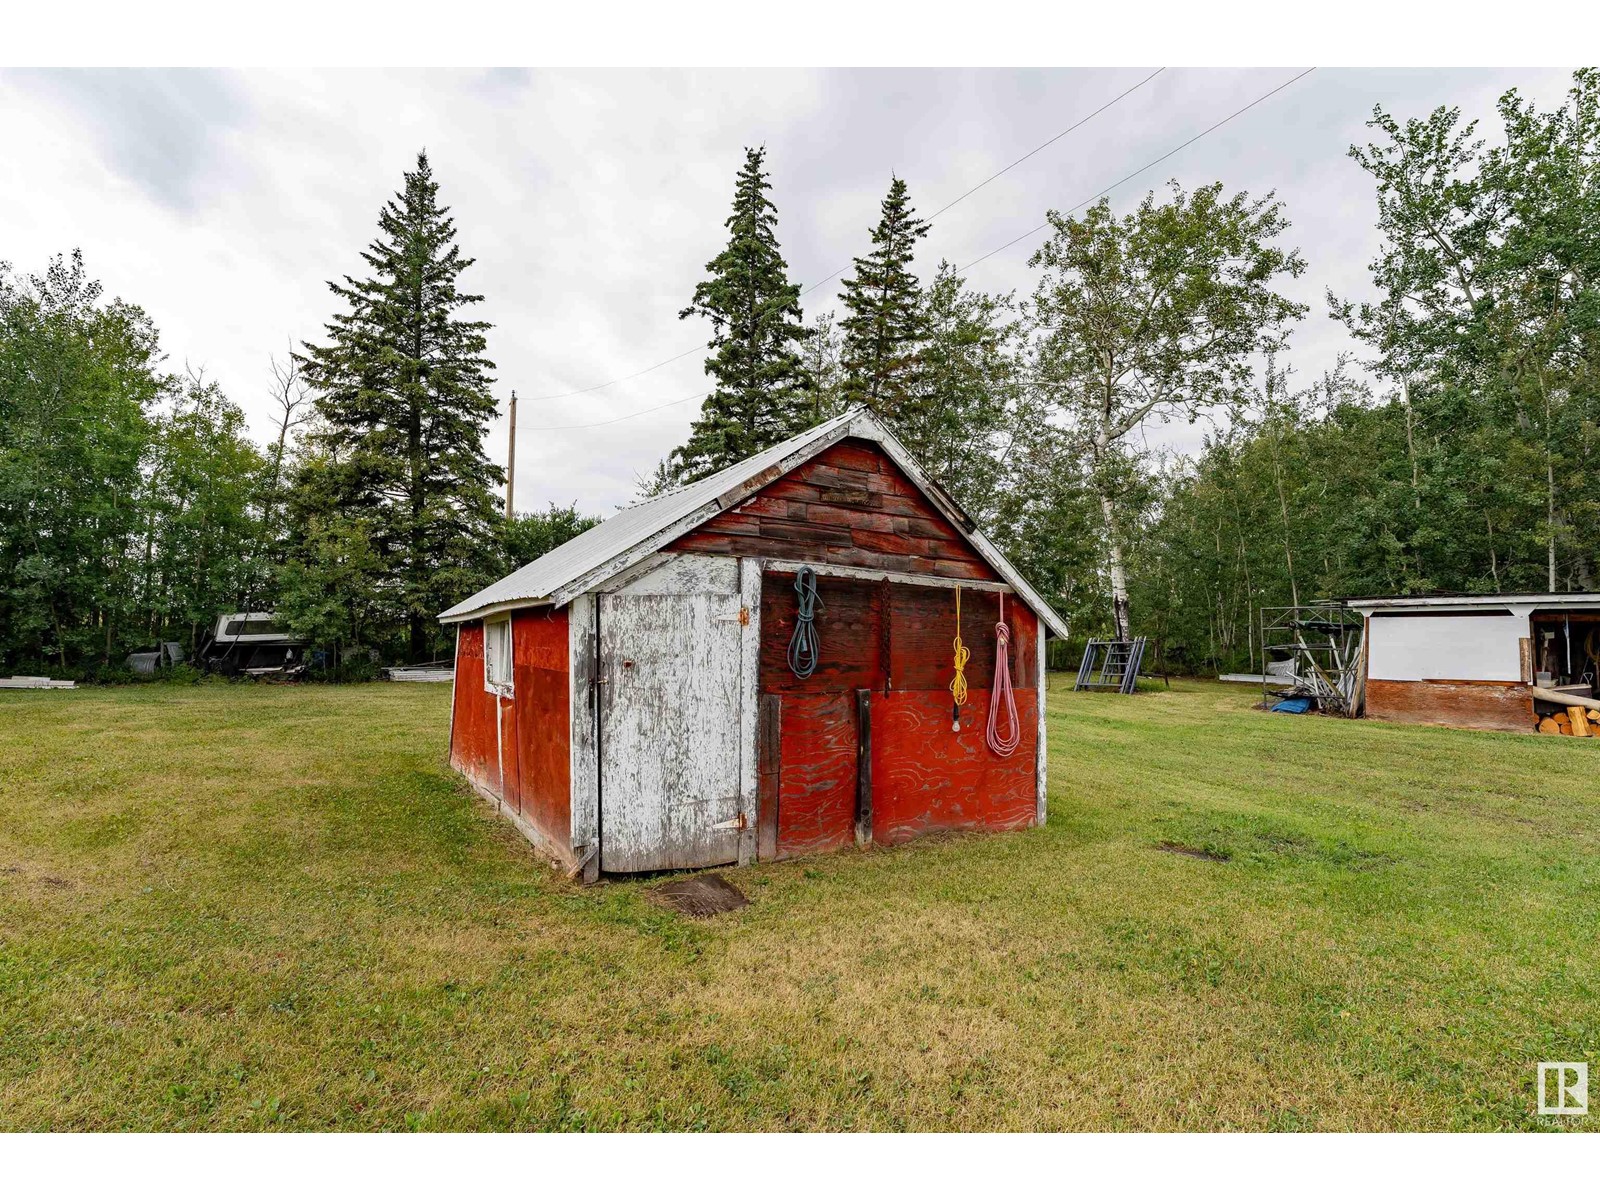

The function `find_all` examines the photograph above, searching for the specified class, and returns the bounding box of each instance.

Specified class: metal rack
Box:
[1258,604,1366,716]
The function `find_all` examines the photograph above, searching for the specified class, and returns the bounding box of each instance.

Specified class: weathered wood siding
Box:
[598,558,746,872]
[757,570,1040,859]
[1365,678,1535,733]
[670,438,999,581]
[773,692,860,857]
[449,620,501,797]
[511,608,571,849]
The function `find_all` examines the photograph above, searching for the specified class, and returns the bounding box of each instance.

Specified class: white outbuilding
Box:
[1347,593,1600,733]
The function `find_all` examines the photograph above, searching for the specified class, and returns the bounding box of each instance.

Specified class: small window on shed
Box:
[484,618,513,694]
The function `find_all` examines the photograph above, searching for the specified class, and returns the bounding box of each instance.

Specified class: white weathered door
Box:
[599,578,745,872]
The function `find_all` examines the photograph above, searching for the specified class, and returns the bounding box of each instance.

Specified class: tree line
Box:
[3,71,1595,679]
[0,153,592,678]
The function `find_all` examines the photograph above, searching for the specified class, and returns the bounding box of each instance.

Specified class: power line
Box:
[519,391,700,431]
[928,68,1167,222]
[960,66,1317,272]
[519,69,1168,407]
[521,343,706,404]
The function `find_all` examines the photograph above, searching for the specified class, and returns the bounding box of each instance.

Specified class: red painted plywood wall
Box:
[511,608,572,849]
[870,686,1039,843]
[450,612,574,858]
[758,571,1039,859]
[672,438,998,582]
[450,621,501,797]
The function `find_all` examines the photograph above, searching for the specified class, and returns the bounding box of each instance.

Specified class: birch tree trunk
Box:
[1099,488,1131,641]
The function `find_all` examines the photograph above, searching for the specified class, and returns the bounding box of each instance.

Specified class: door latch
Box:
[711,813,748,831]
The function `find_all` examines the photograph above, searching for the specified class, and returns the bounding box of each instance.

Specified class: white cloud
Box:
[0,66,1577,514]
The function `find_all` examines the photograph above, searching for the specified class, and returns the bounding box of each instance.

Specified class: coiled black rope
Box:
[788,567,822,679]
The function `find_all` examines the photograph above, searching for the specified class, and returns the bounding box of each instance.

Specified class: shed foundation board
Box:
[1365,679,1534,733]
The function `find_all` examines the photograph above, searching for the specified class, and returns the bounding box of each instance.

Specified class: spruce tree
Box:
[667,147,811,485]
[296,151,504,661]
[839,176,932,419]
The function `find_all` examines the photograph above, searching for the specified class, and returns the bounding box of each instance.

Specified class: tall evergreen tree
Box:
[296,151,504,660]
[665,146,811,485]
[901,261,1021,515]
[839,176,932,418]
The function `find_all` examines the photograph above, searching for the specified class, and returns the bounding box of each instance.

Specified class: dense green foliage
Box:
[0,160,599,679]
[664,147,813,486]
[9,73,1599,681]
[294,152,507,662]
[1027,185,1307,640]
[0,253,262,676]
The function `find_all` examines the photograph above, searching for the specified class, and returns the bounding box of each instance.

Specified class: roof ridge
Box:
[437,405,1070,639]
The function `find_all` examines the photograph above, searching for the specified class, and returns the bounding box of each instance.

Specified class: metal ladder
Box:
[1074,636,1147,695]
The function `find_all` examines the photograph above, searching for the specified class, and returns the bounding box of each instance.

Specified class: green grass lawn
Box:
[1,678,1596,1131]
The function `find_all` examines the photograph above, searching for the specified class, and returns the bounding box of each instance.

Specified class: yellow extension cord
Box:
[950,585,970,731]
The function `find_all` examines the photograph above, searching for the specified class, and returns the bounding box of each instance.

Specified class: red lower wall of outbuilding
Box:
[449,611,573,859]
[450,622,501,796]
[512,608,572,849]
[759,573,1039,859]
[871,686,1039,843]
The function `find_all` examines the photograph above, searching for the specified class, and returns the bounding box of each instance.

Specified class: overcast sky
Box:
[0,67,1577,513]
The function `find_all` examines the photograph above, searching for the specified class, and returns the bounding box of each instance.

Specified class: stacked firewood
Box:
[1537,705,1600,736]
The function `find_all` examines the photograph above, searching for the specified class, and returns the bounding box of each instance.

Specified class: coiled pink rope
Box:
[987,593,1021,757]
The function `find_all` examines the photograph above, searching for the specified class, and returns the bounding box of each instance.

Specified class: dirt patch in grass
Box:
[648,873,750,918]
[1155,840,1231,862]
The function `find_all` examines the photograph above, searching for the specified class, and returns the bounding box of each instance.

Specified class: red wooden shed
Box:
[438,408,1070,879]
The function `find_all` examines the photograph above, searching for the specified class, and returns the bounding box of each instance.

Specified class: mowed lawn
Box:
[1,679,1596,1131]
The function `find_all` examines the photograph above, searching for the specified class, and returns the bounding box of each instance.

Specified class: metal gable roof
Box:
[438,408,1071,638]
[1345,593,1600,613]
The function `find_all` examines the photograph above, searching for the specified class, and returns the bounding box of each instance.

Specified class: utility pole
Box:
[505,390,517,520]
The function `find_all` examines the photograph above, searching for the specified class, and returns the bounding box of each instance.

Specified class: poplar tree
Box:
[1029,184,1306,642]
[667,146,811,485]
[840,176,932,418]
[296,151,503,661]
